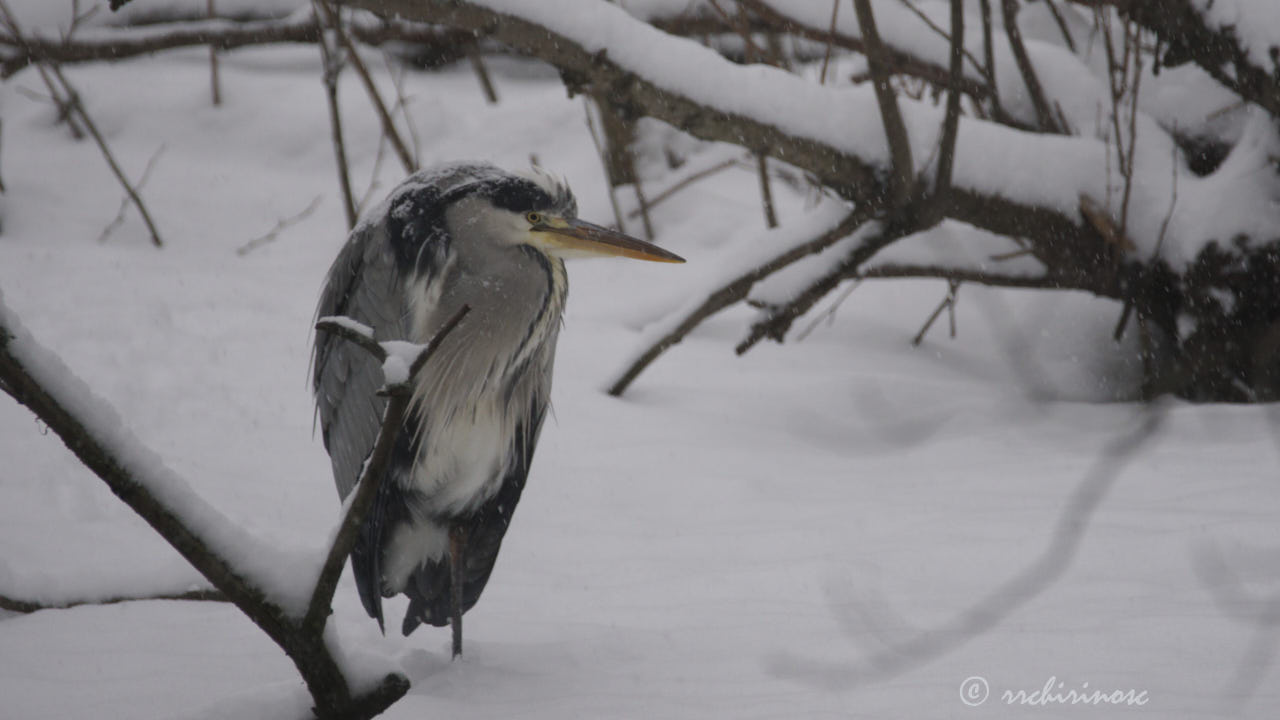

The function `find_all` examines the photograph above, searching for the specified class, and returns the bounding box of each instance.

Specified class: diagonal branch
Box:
[316,1,416,174]
[737,0,992,102]
[0,298,410,718]
[736,214,920,353]
[305,305,469,633]
[1001,0,1062,132]
[607,207,874,396]
[852,0,914,205]
[0,588,227,614]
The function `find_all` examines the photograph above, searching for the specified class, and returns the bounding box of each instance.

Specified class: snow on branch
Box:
[343,1,1123,268]
[0,10,479,78]
[0,292,455,719]
[1070,0,1280,118]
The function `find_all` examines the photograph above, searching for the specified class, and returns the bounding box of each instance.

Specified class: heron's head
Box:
[439,165,685,265]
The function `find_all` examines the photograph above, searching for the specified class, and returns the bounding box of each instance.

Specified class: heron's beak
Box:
[531,217,685,263]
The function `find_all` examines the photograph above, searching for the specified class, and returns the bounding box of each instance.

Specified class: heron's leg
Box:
[448,521,468,658]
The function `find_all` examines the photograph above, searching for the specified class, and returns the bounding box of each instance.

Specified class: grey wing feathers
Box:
[312,219,409,500]
[312,217,418,629]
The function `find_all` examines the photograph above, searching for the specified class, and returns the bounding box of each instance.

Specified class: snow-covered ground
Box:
[1,20,1278,720]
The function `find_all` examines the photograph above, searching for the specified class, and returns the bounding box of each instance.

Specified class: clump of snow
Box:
[379,340,426,386]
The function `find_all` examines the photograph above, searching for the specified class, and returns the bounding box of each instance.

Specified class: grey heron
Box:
[311,161,683,657]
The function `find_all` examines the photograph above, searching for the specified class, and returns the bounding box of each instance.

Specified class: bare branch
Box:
[818,0,839,84]
[0,588,227,614]
[466,43,499,104]
[736,215,920,354]
[582,99,627,232]
[894,0,985,78]
[737,0,993,102]
[852,0,914,204]
[1001,0,1062,132]
[932,0,964,200]
[315,3,357,230]
[978,0,999,111]
[236,195,322,256]
[608,207,874,396]
[0,294,410,719]
[207,0,221,106]
[0,0,164,246]
[756,153,778,229]
[0,14,480,78]
[1068,0,1280,118]
[49,63,164,246]
[856,263,1066,289]
[317,1,415,175]
[97,144,165,244]
[628,157,738,219]
[1042,0,1078,53]
[305,305,470,633]
[911,279,960,346]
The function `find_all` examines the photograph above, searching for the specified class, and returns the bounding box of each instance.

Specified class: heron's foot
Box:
[449,523,468,659]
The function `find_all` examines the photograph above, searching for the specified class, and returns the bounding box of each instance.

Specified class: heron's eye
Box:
[526,211,543,225]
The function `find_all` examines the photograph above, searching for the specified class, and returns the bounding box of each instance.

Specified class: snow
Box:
[1193,0,1280,72]
[0,290,328,618]
[380,340,425,386]
[0,5,1278,720]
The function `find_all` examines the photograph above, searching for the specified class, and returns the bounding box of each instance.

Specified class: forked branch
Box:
[305,305,470,633]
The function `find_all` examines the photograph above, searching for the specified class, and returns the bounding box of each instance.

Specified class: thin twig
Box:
[98,144,165,244]
[819,0,839,84]
[385,53,422,162]
[583,98,627,232]
[894,0,985,79]
[978,0,1000,114]
[466,41,498,103]
[315,3,357,230]
[608,207,874,396]
[0,2,162,246]
[633,175,656,241]
[627,157,737,219]
[757,153,778,228]
[207,0,221,106]
[0,588,227,614]
[911,279,960,346]
[795,279,860,341]
[1042,0,1077,53]
[933,0,965,201]
[50,64,164,246]
[305,304,470,634]
[1001,0,1060,132]
[1118,19,1142,235]
[735,214,929,354]
[707,0,768,60]
[317,1,415,175]
[236,195,323,256]
[0,15,483,78]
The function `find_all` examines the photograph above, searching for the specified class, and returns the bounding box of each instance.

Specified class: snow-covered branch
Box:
[0,11,479,77]
[0,295,413,719]
[1070,0,1280,118]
